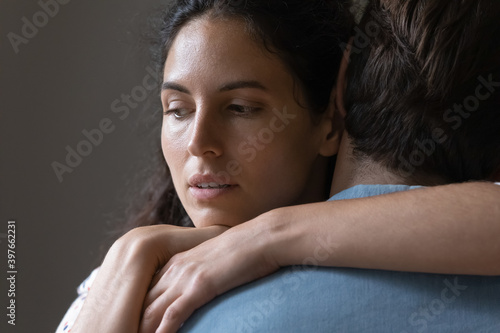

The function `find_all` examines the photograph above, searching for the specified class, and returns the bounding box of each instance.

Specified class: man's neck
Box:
[330,132,411,197]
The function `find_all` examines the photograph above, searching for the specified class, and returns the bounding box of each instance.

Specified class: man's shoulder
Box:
[182,183,500,332]
[182,267,500,333]
[329,184,422,201]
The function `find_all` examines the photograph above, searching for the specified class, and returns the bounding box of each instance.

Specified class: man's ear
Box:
[335,38,352,119]
[318,89,344,157]
[318,39,352,157]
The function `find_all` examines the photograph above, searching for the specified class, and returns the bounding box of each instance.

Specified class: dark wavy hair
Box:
[116,0,354,236]
[344,0,500,183]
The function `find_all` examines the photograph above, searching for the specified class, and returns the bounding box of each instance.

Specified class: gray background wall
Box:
[1,0,168,331]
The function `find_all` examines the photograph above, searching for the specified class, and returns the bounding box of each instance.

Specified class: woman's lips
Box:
[188,175,237,200]
[196,183,230,189]
[189,184,237,200]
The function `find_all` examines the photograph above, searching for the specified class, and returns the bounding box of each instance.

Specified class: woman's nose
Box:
[187,108,224,158]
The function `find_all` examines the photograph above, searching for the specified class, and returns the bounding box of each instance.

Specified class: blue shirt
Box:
[181,185,500,333]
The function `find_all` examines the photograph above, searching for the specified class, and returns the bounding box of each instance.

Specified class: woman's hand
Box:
[71,224,229,333]
[139,215,283,333]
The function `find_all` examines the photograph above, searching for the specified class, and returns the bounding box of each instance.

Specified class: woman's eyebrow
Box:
[219,80,268,92]
[161,80,268,94]
[162,82,190,94]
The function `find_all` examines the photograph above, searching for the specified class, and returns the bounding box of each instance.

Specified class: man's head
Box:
[343,0,500,184]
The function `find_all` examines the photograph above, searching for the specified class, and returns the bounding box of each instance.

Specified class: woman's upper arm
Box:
[55,268,100,333]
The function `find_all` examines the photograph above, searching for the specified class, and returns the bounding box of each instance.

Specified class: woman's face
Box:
[161,17,334,227]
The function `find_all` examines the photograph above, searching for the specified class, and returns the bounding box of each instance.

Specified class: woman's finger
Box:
[149,254,178,289]
[156,294,203,333]
[144,266,174,310]
[140,289,180,333]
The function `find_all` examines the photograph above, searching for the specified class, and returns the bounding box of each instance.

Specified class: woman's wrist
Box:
[237,206,313,269]
[247,203,346,269]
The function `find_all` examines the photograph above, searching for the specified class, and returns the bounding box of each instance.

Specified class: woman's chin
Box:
[189,210,258,229]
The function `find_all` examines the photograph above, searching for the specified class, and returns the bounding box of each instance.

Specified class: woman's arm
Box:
[70,224,228,333]
[140,181,500,333]
[269,181,500,275]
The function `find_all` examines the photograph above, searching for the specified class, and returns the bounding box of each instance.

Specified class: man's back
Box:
[181,186,500,333]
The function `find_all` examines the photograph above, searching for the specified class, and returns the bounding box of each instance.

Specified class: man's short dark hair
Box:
[344,0,500,183]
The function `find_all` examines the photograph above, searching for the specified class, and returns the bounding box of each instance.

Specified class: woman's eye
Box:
[227,104,262,115]
[164,108,191,119]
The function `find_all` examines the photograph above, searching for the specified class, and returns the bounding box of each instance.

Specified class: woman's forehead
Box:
[163,17,294,95]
